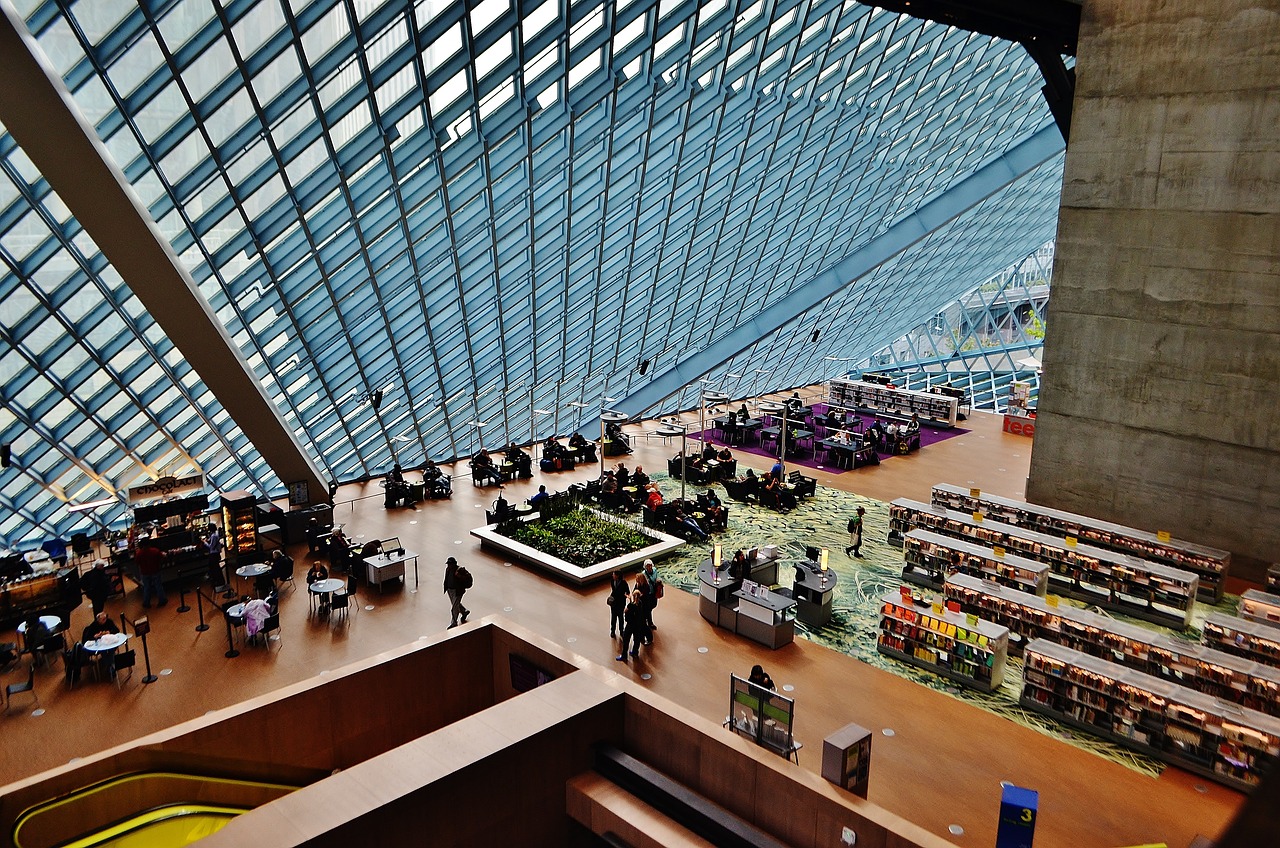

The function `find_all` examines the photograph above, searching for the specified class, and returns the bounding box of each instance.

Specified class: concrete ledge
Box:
[469,508,685,585]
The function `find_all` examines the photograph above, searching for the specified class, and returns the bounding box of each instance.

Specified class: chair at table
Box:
[333,574,359,619]
[6,665,38,712]
[70,533,95,565]
[113,649,136,687]
[273,556,296,595]
[330,591,351,625]
[261,613,281,649]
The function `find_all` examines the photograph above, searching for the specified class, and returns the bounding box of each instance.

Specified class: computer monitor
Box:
[747,546,758,563]
[381,537,400,556]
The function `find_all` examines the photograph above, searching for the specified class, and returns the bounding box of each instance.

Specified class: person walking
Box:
[615,590,649,661]
[443,556,472,628]
[846,506,866,558]
[135,538,167,608]
[607,571,629,638]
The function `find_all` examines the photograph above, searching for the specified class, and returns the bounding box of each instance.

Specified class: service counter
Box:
[792,560,838,627]
[697,551,794,649]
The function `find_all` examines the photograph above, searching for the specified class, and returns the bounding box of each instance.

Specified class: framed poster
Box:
[287,480,309,506]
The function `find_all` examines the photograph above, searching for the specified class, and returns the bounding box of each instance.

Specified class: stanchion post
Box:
[195,588,209,632]
[177,585,190,613]
[223,612,240,659]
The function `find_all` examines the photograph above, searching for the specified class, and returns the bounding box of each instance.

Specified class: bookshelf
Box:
[822,723,872,798]
[945,574,1280,716]
[1203,613,1280,668]
[887,498,1198,629]
[931,483,1230,602]
[877,591,1009,693]
[826,378,958,428]
[903,529,1049,596]
[1021,639,1280,792]
[1240,589,1280,629]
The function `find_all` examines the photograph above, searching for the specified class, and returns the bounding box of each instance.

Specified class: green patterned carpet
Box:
[643,473,1241,778]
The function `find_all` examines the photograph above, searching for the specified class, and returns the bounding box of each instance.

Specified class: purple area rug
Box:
[689,403,969,474]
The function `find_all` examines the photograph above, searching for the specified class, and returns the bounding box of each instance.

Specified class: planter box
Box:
[470,509,685,585]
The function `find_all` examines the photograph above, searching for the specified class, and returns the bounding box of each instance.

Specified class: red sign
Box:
[1003,415,1035,438]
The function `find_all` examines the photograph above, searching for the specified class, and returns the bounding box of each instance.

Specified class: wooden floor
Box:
[0,398,1242,848]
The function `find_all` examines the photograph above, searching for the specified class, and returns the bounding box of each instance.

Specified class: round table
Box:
[235,563,271,579]
[226,602,247,619]
[309,578,344,615]
[17,614,61,636]
[83,632,128,653]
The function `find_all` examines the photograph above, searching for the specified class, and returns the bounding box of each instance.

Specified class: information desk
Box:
[792,560,837,627]
[697,552,793,648]
[733,584,796,649]
[364,550,417,593]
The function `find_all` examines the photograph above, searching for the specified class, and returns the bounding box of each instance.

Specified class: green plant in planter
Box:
[499,508,650,567]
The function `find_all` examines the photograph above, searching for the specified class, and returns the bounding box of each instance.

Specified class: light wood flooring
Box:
[0,400,1242,848]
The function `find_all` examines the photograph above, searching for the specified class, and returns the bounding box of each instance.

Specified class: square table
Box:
[365,549,419,592]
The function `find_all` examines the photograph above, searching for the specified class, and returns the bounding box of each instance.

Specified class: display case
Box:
[877,590,1009,692]
[0,567,80,626]
[728,674,798,760]
[1240,589,1280,629]
[1202,613,1280,668]
[822,722,872,798]
[931,484,1230,602]
[945,574,1280,715]
[888,498,1198,629]
[220,490,259,559]
[826,377,958,428]
[1021,639,1280,792]
[902,529,1049,596]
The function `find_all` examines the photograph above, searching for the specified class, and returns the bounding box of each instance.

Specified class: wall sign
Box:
[127,473,204,504]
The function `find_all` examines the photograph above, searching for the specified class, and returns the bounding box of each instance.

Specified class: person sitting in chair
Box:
[529,485,550,508]
[306,562,329,586]
[675,509,709,541]
[472,450,501,485]
[632,465,650,487]
[605,421,632,454]
[786,392,803,412]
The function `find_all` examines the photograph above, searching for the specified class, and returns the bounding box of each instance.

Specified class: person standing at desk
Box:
[135,538,167,609]
[81,560,112,615]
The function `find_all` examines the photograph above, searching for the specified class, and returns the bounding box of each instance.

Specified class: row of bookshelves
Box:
[888,498,1198,629]
[1202,613,1280,668]
[1020,639,1280,791]
[930,484,1229,602]
[902,529,1049,596]
[944,574,1280,716]
[877,592,1008,693]
[1240,589,1280,629]
[826,378,958,428]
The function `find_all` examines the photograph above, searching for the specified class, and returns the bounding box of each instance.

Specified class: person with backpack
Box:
[443,556,472,628]
[846,506,866,558]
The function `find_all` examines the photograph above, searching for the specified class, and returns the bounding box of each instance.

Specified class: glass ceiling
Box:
[0,0,1065,546]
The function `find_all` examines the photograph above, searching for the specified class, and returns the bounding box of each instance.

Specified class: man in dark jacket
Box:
[134,539,167,608]
[443,557,470,629]
[81,560,112,614]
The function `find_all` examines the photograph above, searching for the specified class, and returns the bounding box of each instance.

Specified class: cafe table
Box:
[83,632,129,681]
[308,578,344,616]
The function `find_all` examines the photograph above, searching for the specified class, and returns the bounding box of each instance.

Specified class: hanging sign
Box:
[128,473,205,504]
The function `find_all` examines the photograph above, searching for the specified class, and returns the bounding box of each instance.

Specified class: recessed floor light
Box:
[454,540,462,544]
[882,728,895,737]
[567,637,577,643]
[409,520,418,525]
[948,825,964,836]
[697,646,709,653]
[640,673,652,680]
[365,605,374,610]
[504,562,512,567]
[31,709,45,717]
[160,668,173,675]
[1194,783,1208,793]
[504,606,513,612]
[782,684,795,692]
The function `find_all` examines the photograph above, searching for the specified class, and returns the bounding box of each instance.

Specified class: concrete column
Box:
[0,3,326,503]
[1029,0,1280,574]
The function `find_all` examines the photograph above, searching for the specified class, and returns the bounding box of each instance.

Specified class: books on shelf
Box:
[1202,613,1280,668]
[887,498,1198,629]
[877,590,1009,693]
[944,574,1280,716]
[903,528,1049,596]
[930,483,1229,602]
[826,378,958,427]
[1021,639,1280,792]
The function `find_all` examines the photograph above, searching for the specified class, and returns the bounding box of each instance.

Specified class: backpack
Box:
[848,518,857,533]
[456,566,473,589]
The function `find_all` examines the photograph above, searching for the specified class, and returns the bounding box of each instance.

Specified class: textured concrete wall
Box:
[1028,1,1280,574]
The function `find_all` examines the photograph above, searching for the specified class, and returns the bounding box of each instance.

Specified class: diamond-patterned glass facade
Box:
[0,0,1065,546]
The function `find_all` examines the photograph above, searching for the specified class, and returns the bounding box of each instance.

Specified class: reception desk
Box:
[698,551,795,649]
[792,560,838,627]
